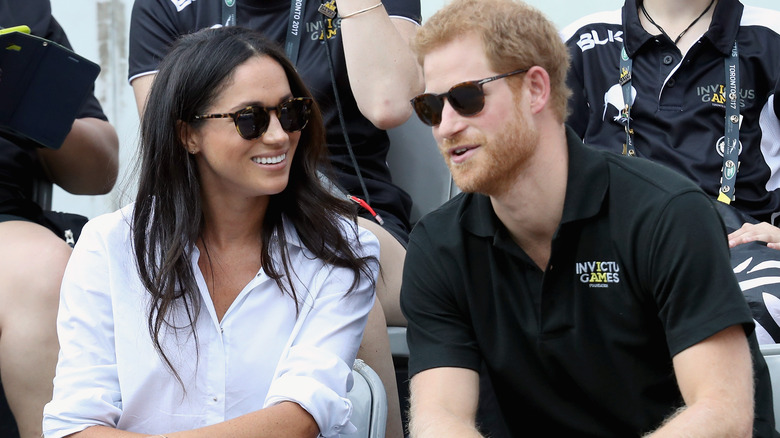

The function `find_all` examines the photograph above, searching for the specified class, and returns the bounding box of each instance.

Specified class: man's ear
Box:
[524,66,551,115]
[178,120,200,155]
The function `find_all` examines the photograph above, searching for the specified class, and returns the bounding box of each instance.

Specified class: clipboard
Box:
[0,28,101,149]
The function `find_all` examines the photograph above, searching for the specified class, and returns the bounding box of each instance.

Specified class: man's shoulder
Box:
[741,5,780,36]
[597,148,705,198]
[560,9,622,46]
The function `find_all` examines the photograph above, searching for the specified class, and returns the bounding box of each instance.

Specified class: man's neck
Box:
[641,0,715,19]
[639,0,718,53]
[489,124,568,269]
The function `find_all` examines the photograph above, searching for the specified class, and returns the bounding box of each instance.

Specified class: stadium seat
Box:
[345,359,388,438]
[760,343,780,432]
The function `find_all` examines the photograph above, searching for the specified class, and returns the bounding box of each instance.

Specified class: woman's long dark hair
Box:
[132,26,376,380]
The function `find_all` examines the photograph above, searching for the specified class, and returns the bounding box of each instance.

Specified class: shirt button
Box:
[666,78,676,88]
[662,55,673,65]
[213,396,218,402]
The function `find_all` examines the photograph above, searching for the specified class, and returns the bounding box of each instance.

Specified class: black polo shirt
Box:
[401,128,776,436]
[562,0,780,223]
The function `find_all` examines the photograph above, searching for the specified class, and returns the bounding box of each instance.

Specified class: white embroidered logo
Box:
[576,261,621,288]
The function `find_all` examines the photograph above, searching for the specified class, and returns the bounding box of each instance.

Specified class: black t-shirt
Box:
[128,0,420,238]
[401,128,776,436]
[0,0,108,218]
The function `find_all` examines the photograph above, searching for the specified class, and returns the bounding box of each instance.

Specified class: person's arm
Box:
[337,0,424,129]
[407,367,483,438]
[644,325,754,438]
[36,117,119,195]
[728,221,780,249]
[131,74,154,117]
[638,191,757,437]
[67,403,318,438]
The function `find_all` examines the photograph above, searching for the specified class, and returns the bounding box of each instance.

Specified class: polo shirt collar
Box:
[706,0,743,55]
[560,126,609,224]
[622,0,743,57]
[459,126,609,239]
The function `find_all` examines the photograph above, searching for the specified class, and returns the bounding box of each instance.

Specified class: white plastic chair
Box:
[344,358,387,438]
[760,343,780,432]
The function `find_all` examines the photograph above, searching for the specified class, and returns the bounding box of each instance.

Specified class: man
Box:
[400,0,776,436]
[561,0,780,343]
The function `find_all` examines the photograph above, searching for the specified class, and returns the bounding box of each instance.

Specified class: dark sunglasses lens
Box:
[412,94,444,126]
[448,82,485,116]
[235,107,270,139]
[278,99,310,132]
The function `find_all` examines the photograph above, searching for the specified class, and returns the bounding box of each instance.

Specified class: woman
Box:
[130,6,422,431]
[43,26,378,438]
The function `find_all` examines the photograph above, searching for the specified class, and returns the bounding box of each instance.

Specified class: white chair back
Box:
[344,359,387,438]
[760,343,780,432]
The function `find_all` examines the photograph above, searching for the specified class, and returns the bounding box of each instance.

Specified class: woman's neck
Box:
[199,196,268,251]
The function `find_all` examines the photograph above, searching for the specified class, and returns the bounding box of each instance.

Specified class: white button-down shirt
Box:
[43,204,378,438]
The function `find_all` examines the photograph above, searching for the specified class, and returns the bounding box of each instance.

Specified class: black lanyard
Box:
[221,0,236,26]
[719,41,741,204]
[618,46,635,156]
[618,41,741,204]
[285,0,307,66]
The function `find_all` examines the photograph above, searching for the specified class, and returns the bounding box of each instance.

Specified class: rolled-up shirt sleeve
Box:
[43,217,122,437]
[264,224,379,437]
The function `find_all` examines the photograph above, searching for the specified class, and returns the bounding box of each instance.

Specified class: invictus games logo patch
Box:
[576,260,620,288]
[696,83,755,109]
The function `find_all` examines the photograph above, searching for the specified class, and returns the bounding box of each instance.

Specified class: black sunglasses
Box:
[193,97,313,140]
[410,69,529,126]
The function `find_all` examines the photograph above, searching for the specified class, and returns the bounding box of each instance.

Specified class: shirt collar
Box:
[460,126,609,239]
[622,0,743,57]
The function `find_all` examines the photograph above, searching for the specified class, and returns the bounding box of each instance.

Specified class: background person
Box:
[43,26,378,438]
[0,1,119,437]
[401,0,775,436]
[561,0,780,342]
[561,0,780,240]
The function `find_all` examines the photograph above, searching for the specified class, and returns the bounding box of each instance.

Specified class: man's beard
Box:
[443,109,539,196]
